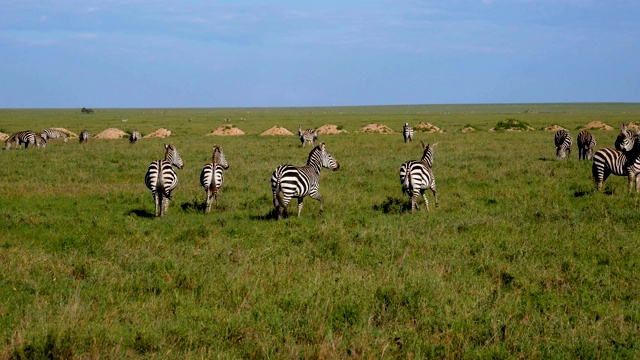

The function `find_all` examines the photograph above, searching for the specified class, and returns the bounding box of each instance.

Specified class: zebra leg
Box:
[411,190,420,212]
[431,184,439,208]
[309,192,324,216]
[278,194,292,220]
[153,193,161,217]
[297,197,304,218]
[205,190,213,213]
[161,196,170,216]
[421,190,430,211]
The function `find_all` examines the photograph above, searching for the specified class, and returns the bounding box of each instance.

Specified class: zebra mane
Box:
[306,143,325,165]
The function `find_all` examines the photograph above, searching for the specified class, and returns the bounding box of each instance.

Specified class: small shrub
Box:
[494,118,533,131]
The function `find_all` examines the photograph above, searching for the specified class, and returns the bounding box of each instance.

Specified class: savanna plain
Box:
[1,103,639,358]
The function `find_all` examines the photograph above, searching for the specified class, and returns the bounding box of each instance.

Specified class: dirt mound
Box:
[544,125,567,132]
[144,128,172,138]
[207,124,246,136]
[358,124,395,134]
[580,121,614,131]
[95,128,128,139]
[625,122,640,132]
[460,127,476,133]
[415,122,444,133]
[317,124,347,134]
[0,132,8,141]
[50,127,78,138]
[260,126,294,136]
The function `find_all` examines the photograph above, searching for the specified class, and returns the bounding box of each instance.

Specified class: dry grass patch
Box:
[260,126,294,136]
[544,125,567,132]
[317,125,347,134]
[0,132,8,141]
[94,128,128,139]
[207,124,246,136]
[143,128,172,138]
[415,122,444,133]
[580,121,614,131]
[357,124,395,134]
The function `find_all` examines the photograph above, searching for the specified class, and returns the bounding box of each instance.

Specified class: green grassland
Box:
[1,103,639,358]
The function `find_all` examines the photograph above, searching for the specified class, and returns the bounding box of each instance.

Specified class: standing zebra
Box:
[399,141,438,212]
[79,130,90,144]
[577,130,596,161]
[554,130,573,160]
[5,130,36,150]
[144,144,184,217]
[593,125,640,192]
[200,145,229,213]
[297,125,318,147]
[403,123,414,143]
[130,130,141,144]
[40,128,68,142]
[271,142,340,219]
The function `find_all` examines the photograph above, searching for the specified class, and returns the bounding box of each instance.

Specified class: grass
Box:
[1,103,640,358]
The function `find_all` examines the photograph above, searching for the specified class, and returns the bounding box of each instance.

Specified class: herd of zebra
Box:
[3,129,143,149]
[555,124,640,192]
[143,124,437,218]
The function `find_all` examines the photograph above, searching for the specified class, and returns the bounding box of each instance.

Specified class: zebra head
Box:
[615,123,636,152]
[164,143,184,169]
[212,145,229,170]
[308,142,340,171]
[420,141,438,167]
[298,125,303,137]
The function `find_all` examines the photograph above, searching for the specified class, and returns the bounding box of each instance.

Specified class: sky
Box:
[0,0,638,108]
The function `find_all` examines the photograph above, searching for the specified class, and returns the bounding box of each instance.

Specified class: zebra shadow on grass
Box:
[181,199,208,213]
[373,196,412,214]
[127,209,155,218]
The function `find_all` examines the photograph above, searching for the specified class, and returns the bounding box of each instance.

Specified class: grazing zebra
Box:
[403,123,414,143]
[5,130,36,150]
[35,134,47,149]
[577,130,596,161]
[200,145,229,213]
[298,125,318,147]
[130,130,141,144]
[271,142,340,219]
[554,130,573,160]
[144,144,184,217]
[40,128,68,143]
[79,130,90,143]
[399,141,438,212]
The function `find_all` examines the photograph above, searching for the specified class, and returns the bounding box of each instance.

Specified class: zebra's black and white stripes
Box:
[145,144,184,217]
[593,125,640,192]
[298,125,318,147]
[614,124,636,152]
[403,123,413,143]
[40,128,68,143]
[577,130,596,161]
[5,130,36,150]
[399,141,438,212]
[554,130,573,160]
[130,130,141,144]
[200,145,229,213]
[79,130,90,144]
[271,142,340,219]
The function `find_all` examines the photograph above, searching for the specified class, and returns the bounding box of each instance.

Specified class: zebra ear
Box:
[432,142,439,148]
[164,144,169,150]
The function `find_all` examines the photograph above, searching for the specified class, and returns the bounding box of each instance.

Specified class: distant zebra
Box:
[554,130,573,160]
[577,130,596,161]
[403,123,414,143]
[271,142,340,219]
[200,145,229,213]
[5,130,36,150]
[144,144,184,217]
[130,130,141,144]
[400,141,438,212]
[40,128,68,143]
[79,130,90,143]
[81,107,94,114]
[298,125,318,147]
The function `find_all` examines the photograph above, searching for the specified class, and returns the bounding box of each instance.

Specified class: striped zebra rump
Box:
[577,130,596,161]
[145,160,179,197]
[79,130,90,144]
[400,141,438,211]
[130,130,141,144]
[554,130,573,160]
[403,123,413,143]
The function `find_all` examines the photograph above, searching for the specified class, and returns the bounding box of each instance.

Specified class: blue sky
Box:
[0,0,638,108]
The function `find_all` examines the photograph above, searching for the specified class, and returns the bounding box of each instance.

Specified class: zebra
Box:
[35,134,47,149]
[403,123,414,143]
[554,130,573,160]
[271,142,340,219]
[81,107,94,114]
[130,130,141,144]
[577,130,596,161]
[399,141,438,212]
[79,130,90,144]
[200,145,229,213]
[144,144,184,217]
[5,130,36,150]
[298,125,318,147]
[40,128,68,143]
[614,123,636,152]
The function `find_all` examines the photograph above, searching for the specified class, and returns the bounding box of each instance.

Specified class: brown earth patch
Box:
[50,127,78,138]
[260,126,294,136]
[0,132,8,141]
[625,122,640,132]
[415,122,444,133]
[207,124,246,136]
[460,127,476,133]
[144,128,172,138]
[580,121,614,131]
[357,124,395,134]
[95,128,128,139]
[317,125,347,134]
[544,125,567,132]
